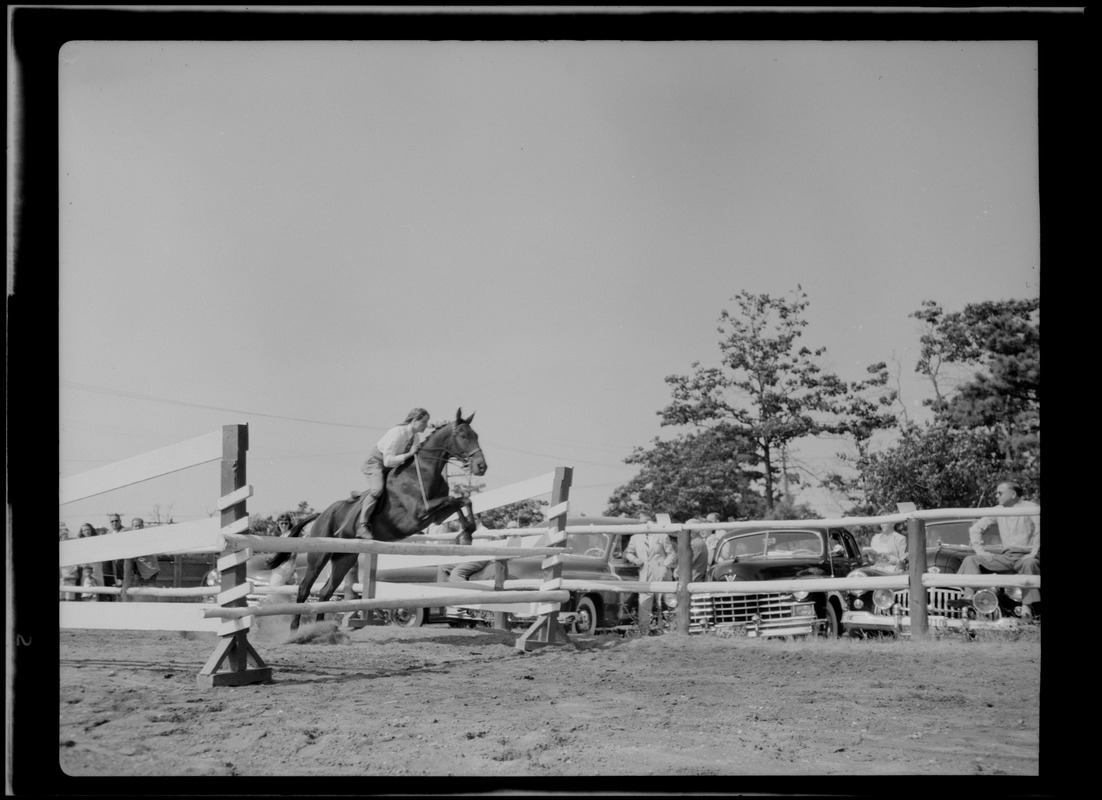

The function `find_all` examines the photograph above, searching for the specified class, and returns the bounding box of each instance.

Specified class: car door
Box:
[827,529,863,576]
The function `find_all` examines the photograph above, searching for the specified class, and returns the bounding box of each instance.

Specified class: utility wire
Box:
[62,381,385,431]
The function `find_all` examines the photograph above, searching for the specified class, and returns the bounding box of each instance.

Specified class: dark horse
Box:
[268,408,487,630]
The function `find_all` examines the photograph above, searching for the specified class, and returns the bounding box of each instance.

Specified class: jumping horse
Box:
[267,408,487,630]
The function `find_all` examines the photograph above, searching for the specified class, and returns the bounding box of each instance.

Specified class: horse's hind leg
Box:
[314,553,359,624]
[291,552,330,631]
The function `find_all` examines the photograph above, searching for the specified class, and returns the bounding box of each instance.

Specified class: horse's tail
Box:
[265,513,319,569]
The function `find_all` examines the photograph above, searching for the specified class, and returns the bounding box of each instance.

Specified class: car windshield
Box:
[567,532,609,557]
[717,530,822,560]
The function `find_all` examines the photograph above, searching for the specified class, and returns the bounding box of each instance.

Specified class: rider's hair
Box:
[402,407,430,424]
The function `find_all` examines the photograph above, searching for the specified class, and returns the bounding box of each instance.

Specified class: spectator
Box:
[59,523,80,600]
[955,481,1041,618]
[76,522,102,601]
[438,522,491,582]
[123,517,160,588]
[106,513,125,590]
[867,513,908,572]
[678,518,711,583]
[266,514,299,601]
[704,512,726,561]
[623,514,676,635]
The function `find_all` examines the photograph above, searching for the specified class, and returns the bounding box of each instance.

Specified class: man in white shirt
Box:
[956,480,1040,616]
[355,408,430,538]
[623,516,677,635]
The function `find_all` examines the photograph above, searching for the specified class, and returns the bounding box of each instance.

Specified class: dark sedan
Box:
[689,526,863,638]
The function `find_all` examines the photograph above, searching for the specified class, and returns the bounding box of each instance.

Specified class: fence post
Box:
[674,528,691,635]
[493,560,509,630]
[197,424,271,687]
[515,466,575,651]
[907,516,928,638]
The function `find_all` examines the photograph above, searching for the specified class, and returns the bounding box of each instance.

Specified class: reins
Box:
[410,423,483,509]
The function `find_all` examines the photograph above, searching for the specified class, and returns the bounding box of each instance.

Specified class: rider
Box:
[355,407,431,539]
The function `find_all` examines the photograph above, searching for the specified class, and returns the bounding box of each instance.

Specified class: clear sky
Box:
[57,40,1039,529]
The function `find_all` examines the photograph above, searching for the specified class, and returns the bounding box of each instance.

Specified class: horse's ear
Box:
[456,408,474,425]
[464,411,475,425]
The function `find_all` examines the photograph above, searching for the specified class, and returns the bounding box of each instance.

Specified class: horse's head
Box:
[449,408,487,476]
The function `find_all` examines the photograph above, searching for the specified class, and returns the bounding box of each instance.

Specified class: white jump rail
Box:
[59,425,267,686]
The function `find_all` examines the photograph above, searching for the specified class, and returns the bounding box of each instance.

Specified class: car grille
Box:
[690,592,806,632]
[882,588,1001,622]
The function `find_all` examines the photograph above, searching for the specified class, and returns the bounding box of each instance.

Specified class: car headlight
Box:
[204,569,220,587]
[792,590,809,601]
[847,569,869,596]
[1005,586,1023,602]
[664,594,679,609]
[928,566,941,574]
[872,588,895,610]
[973,589,999,615]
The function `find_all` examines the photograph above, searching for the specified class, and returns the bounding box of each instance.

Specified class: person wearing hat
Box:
[353,408,431,538]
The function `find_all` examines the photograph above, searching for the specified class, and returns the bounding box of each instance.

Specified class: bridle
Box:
[412,422,483,469]
[410,422,484,507]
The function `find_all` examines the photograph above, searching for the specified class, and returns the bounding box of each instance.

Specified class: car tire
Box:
[571,596,599,637]
[386,606,425,628]
[819,601,841,638]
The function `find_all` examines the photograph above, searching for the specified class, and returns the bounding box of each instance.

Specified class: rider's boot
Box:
[355,495,377,539]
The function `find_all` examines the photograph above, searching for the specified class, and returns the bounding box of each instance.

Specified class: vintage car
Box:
[840,518,1034,636]
[376,516,643,635]
[687,525,863,638]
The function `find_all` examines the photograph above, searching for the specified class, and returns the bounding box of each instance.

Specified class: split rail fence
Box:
[60,425,1040,687]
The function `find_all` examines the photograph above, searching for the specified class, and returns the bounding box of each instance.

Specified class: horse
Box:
[267,408,487,631]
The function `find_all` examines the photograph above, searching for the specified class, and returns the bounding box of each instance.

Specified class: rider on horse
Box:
[355,407,431,538]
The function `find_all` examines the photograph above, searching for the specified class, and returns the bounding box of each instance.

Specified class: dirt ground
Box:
[55,616,1045,788]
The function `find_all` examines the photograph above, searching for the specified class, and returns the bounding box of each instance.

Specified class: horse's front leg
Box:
[454,499,477,545]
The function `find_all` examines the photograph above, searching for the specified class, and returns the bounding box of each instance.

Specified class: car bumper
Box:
[706,620,817,638]
[842,610,1024,634]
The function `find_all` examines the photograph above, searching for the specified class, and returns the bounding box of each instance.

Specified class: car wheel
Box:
[386,606,425,628]
[571,596,599,637]
[818,602,841,638]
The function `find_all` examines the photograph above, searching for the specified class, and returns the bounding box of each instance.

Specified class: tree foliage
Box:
[605,426,767,521]
[829,297,1040,512]
[655,288,897,510]
[912,297,1039,467]
[829,423,1024,511]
